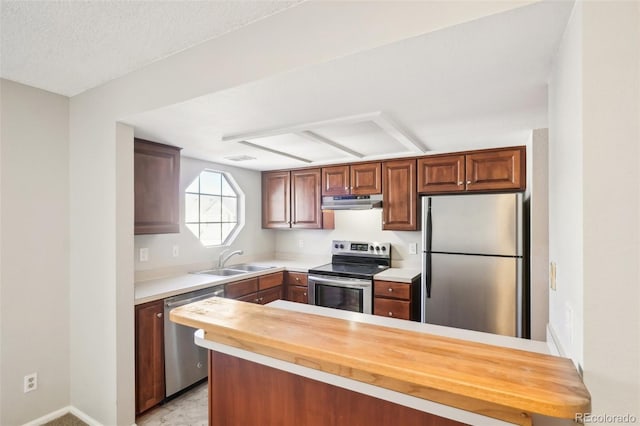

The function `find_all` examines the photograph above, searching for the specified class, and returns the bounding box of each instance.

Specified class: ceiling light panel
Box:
[312,121,409,157]
[246,133,343,162]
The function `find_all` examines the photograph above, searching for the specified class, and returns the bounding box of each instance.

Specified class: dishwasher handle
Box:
[165,288,224,308]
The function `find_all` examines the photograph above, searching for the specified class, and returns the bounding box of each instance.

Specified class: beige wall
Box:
[0,79,70,425]
[549,0,640,418]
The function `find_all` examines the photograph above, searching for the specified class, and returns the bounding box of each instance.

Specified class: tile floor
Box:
[137,382,208,426]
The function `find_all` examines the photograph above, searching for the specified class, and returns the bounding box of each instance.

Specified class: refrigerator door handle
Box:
[426,198,432,299]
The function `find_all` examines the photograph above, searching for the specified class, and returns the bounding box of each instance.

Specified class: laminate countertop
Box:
[170,298,590,426]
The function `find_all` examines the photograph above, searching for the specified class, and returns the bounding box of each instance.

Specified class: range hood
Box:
[321,194,383,210]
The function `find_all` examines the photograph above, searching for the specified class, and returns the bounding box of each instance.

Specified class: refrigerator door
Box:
[424,253,522,337]
[422,193,522,256]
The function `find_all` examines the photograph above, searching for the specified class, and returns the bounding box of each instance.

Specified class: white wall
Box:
[548,2,584,363]
[64,2,555,423]
[275,210,421,268]
[0,79,70,425]
[549,0,640,418]
[581,1,639,417]
[134,156,275,277]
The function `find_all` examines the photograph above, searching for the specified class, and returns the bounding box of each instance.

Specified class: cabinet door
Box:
[351,162,382,195]
[225,278,259,299]
[417,155,465,194]
[291,169,322,229]
[262,171,291,228]
[259,272,284,290]
[322,165,350,196]
[257,286,283,305]
[134,139,181,235]
[287,285,309,304]
[382,159,419,231]
[374,281,411,300]
[374,298,411,320]
[465,148,524,191]
[135,300,165,414]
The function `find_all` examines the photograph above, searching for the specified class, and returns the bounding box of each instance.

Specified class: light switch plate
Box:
[409,243,417,255]
[139,248,149,262]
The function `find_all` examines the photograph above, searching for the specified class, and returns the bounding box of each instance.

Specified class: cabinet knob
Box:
[156,313,163,318]
[458,181,463,186]
[466,181,471,185]
[387,288,393,292]
[295,277,300,282]
[303,292,307,296]
[388,312,393,317]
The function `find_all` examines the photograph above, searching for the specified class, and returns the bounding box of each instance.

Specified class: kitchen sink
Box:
[194,268,248,277]
[226,264,276,272]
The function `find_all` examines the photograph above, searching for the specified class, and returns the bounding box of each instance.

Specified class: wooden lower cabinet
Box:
[135,300,165,415]
[284,271,309,304]
[229,272,284,305]
[208,351,465,426]
[373,278,421,321]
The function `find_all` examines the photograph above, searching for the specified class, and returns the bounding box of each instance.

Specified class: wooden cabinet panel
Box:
[351,162,382,195]
[258,286,282,305]
[291,169,322,229]
[135,300,165,414]
[134,139,181,235]
[259,272,284,290]
[322,165,350,196]
[417,155,465,194]
[209,351,464,426]
[225,278,258,299]
[382,159,419,231]
[374,281,411,300]
[466,148,524,191]
[374,298,411,320]
[284,271,308,286]
[262,171,291,228]
[287,285,309,304]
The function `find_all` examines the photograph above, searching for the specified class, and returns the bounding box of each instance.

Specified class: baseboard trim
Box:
[22,406,103,426]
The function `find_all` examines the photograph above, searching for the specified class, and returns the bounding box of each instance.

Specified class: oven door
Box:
[308,274,372,314]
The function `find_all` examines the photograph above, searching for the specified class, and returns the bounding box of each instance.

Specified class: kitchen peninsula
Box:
[170,298,590,426]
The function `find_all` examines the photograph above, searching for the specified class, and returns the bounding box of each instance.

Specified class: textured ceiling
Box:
[0,0,301,96]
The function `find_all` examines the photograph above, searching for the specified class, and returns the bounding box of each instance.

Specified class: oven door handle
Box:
[309,275,370,288]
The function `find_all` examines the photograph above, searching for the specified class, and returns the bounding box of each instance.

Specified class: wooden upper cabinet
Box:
[322,165,350,196]
[417,155,465,194]
[262,171,291,228]
[322,162,381,196]
[134,139,181,234]
[291,169,322,229]
[382,159,419,231]
[465,147,524,192]
[263,169,331,230]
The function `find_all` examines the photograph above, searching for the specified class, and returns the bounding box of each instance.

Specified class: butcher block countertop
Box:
[170,298,590,425]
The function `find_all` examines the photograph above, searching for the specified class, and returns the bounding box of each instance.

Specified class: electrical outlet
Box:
[172,245,179,257]
[549,261,557,291]
[24,373,37,393]
[408,243,418,255]
[139,248,149,262]
[298,239,304,249]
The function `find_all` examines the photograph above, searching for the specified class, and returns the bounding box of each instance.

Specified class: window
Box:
[185,170,243,246]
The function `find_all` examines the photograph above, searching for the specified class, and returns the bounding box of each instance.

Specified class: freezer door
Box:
[423,193,522,256]
[424,253,522,337]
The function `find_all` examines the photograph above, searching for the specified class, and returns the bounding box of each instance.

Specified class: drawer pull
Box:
[387,288,393,292]
[303,292,307,296]
[388,312,393,317]
[156,313,163,318]
[295,277,300,282]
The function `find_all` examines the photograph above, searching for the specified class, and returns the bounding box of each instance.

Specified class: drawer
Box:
[374,281,410,300]
[225,278,258,298]
[374,298,410,320]
[287,285,309,304]
[236,292,259,304]
[259,272,284,290]
[285,271,308,286]
[258,286,282,305]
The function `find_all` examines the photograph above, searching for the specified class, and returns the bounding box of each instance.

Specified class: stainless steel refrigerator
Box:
[421,193,528,338]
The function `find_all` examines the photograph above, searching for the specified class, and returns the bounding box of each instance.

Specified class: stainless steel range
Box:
[307,240,391,314]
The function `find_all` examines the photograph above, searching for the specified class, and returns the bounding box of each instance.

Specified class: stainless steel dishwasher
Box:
[164,285,224,397]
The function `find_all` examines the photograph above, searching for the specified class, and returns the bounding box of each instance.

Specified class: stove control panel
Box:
[331,240,391,257]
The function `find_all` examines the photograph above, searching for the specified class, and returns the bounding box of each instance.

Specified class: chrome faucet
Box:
[217,249,243,268]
